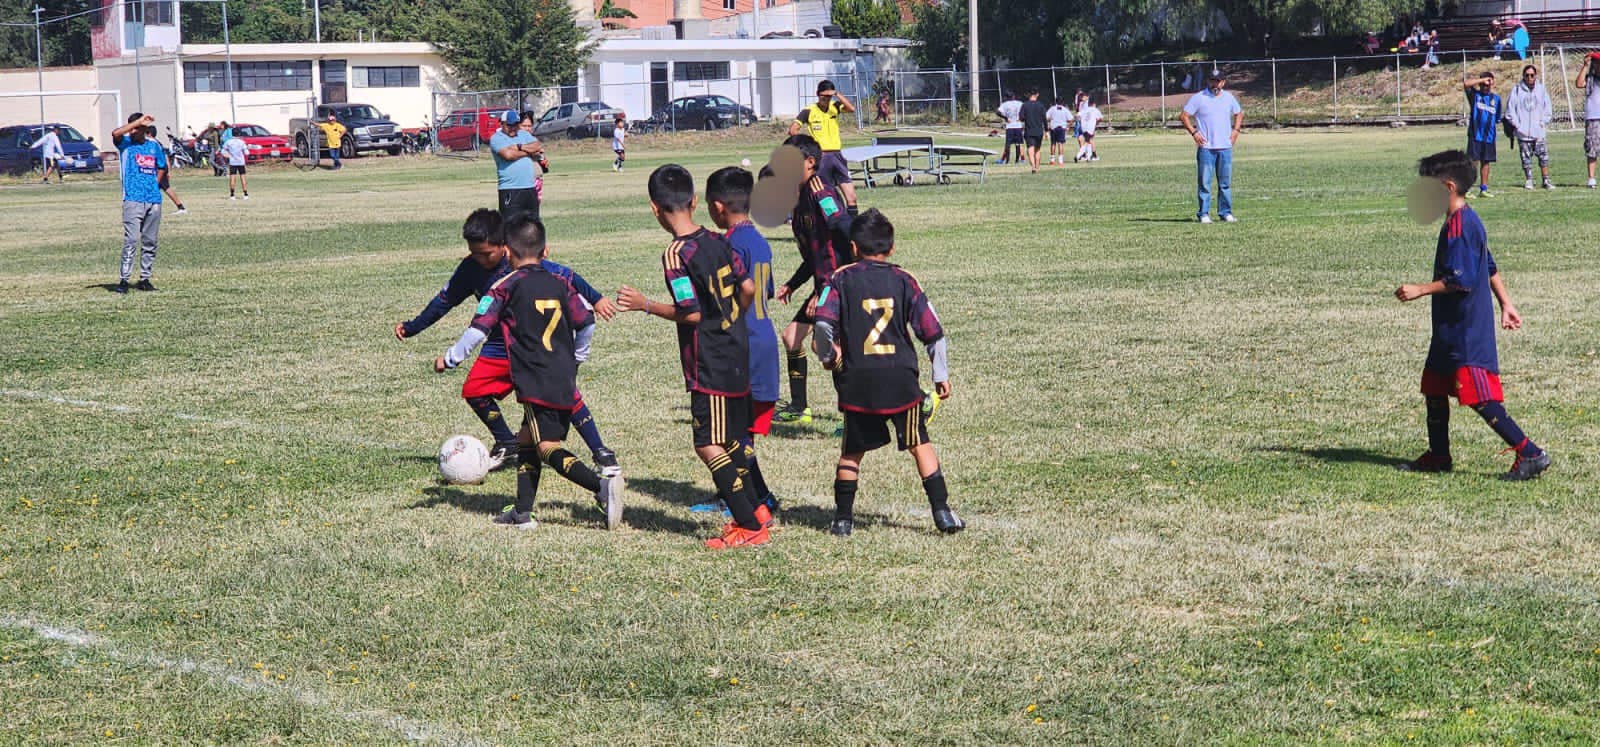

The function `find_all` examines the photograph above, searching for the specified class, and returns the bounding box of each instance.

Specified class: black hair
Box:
[520,110,536,124]
[817,79,835,95]
[849,208,894,256]
[706,166,754,214]
[1522,64,1538,77]
[502,214,547,260]
[1418,149,1477,196]
[648,164,696,212]
[1478,70,1494,79]
[462,208,504,245]
[783,133,821,164]
[127,112,144,123]
[757,164,776,180]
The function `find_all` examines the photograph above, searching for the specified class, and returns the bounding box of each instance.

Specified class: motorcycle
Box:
[165,128,200,170]
[401,126,433,154]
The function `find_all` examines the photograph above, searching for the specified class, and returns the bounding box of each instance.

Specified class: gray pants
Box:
[120,201,161,282]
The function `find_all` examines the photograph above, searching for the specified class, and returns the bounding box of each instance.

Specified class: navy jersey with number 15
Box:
[814,260,944,414]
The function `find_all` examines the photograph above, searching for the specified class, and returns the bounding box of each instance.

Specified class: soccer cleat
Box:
[592,447,621,477]
[932,508,965,534]
[1479,189,1495,198]
[1198,215,1213,224]
[1395,452,1453,473]
[134,279,158,292]
[174,207,187,215]
[753,502,775,529]
[595,474,624,529]
[1090,155,1100,161]
[1524,180,1535,190]
[829,518,854,537]
[1500,450,1551,481]
[487,443,518,472]
[492,509,537,530]
[921,388,943,427]
[1588,178,1596,189]
[1544,180,1556,190]
[229,195,237,200]
[774,406,812,424]
[704,524,770,550]
[113,280,130,294]
[1221,214,1237,223]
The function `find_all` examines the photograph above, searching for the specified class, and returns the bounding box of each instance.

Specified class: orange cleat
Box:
[754,503,775,529]
[705,524,770,550]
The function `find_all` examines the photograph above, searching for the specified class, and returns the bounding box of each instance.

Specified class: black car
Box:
[650,95,756,131]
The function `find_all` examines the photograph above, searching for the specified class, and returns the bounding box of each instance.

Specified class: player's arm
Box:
[544,260,615,320]
[568,283,598,362]
[833,93,855,114]
[811,284,843,369]
[397,267,474,340]
[908,284,952,398]
[435,292,502,372]
[779,258,812,303]
[1487,256,1521,330]
[1178,109,1205,146]
[1577,57,1590,88]
[112,114,153,141]
[617,251,701,324]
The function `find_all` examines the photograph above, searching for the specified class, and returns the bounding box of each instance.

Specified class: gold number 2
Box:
[535,299,562,351]
[862,298,895,355]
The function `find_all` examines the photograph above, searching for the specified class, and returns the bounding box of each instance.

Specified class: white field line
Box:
[0,389,409,451]
[1,615,488,746]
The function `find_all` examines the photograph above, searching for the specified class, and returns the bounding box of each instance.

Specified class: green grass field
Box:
[2,127,1598,744]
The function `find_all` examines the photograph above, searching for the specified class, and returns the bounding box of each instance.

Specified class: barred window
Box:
[234,61,313,92]
[675,62,730,81]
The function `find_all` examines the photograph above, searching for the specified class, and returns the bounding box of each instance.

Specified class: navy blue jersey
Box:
[403,256,513,359]
[1467,89,1502,144]
[1427,207,1500,374]
[725,221,781,403]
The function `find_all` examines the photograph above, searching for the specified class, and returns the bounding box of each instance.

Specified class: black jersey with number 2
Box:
[469,264,592,409]
[664,228,751,397]
[814,260,944,414]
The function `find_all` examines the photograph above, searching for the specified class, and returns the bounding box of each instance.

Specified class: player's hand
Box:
[139,114,156,126]
[394,323,408,341]
[1230,129,1240,146]
[433,357,448,373]
[1501,303,1523,330]
[776,284,794,304]
[1191,130,1206,146]
[804,296,818,318]
[1395,284,1427,302]
[935,380,952,399]
[820,343,843,371]
[593,296,618,321]
[615,285,647,313]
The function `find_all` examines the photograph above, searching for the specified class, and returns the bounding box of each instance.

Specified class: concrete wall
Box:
[0,67,112,138]
[175,51,453,134]
[94,52,181,142]
[584,40,865,119]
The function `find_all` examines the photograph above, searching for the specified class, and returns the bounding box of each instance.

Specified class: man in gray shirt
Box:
[1179,71,1243,223]
[1577,54,1600,188]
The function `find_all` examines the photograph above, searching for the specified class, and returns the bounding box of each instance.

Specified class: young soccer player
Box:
[997,91,1024,165]
[397,209,621,474]
[615,164,772,549]
[222,133,249,200]
[611,113,627,171]
[1075,95,1103,162]
[1046,98,1072,165]
[774,133,854,425]
[813,209,963,536]
[1394,149,1551,481]
[1464,72,1502,197]
[436,215,623,529]
[691,166,782,517]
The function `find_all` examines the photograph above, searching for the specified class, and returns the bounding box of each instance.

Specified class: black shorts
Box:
[1082,132,1095,143]
[791,291,817,325]
[819,151,851,187]
[1004,129,1024,145]
[228,165,246,175]
[690,391,751,448]
[1050,127,1068,144]
[1024,135,1043,149]
[1467,140,1496,164]
[499,187,540,222]
[841,405,930,455]
[522,403,572,443]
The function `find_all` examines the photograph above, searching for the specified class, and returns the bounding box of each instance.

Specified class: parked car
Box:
[532,101,621,139]
[0,123,105,175]
[224,123,293,163]
[433,108,503,152]
[289,103,402,158]
[649,96,756,132]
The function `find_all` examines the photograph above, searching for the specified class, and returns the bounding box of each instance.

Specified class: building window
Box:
[183,61,228,92]
[723,0,736,9]
[352,66,420,88]
[127,1,175,26]
[183,61,312,92]
[675,61,730,81]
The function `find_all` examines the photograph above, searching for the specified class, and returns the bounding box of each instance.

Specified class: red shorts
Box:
[749,400,775,436]
[1420,366,1503,406]
[461,356,514,400]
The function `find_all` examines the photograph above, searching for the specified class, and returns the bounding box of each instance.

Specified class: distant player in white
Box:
[611,112,627,171]
[222,135,250,200]
[1075,97,1103,162]
[30,126,64,184]
[1045,98,1072,165]
[996,92,1023,164]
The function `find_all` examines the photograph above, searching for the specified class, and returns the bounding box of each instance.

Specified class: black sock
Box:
[922,468,949,513]
[786,350,808,410]
[834,465,859,520]
[1425,396,1451,458]
[1472,402,1542,457]
[467,396,519,447]
[739,437,772,502]
[544,448,603,493]
[514,446,542,514]
[722,441,763,509]
[708,451,760,530]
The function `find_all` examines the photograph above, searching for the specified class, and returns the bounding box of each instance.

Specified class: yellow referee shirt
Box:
[795,101,843,151]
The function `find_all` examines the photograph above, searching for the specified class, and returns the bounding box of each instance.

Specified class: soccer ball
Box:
[438,434,491,485]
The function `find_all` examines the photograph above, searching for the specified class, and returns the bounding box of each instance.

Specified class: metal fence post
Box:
[1461,50,1469,121]
[1271,59,1278,124]
[949,66,957,125]
[1559,46,1577,128]
[1332,56,1339,123]
[429,92,437,154]
[1395,51,1402,120]
[1050,66,1058,101]
[1159,61,1166,125]
[1104,64,1111,99]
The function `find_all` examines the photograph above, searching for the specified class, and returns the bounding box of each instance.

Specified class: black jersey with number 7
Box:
[814,260,944,414]
[468,264,591,409]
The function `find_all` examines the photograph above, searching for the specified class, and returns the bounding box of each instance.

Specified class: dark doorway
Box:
[321,59,347,104]
[651,63,669,114]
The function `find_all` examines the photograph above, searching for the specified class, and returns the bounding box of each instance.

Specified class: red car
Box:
[227,123,293,163]
[435,108,507,152]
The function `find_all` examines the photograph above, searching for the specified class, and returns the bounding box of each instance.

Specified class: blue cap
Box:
[500,109,520,124]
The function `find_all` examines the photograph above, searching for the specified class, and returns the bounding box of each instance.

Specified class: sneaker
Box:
[113,280,129,294]
[596,474,624,529]
[174,207,187,215]
[1544,180,1556,190]
[1221,214,1237,223]
[829,517,854,537]
[1524,180,1535,190]
[1479,189,1494,198]
[591,447,621,478]
[487,443,518,472]
[1588,178,1596,189]
[704,524,770,550]
[492,509,537,530]
[1199,215,1213,224]
[774,406,812,424]
[1395,452,1453,473]
[134,279,157,292]
[753,502,775,529]
[1500,450,1551,481]
[242,194,250,200]
[932,508,965,534]
[229,195,237,201]
[1090,155,1100,161]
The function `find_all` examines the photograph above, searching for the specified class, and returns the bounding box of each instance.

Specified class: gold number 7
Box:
[535,299,563,351]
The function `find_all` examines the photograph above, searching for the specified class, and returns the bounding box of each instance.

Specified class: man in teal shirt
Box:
[488,110,544,221]
[112,112,168,293]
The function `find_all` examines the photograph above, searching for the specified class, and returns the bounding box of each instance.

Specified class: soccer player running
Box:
[615,164,773,550]
[436,215,624,530]
[398,208,620,475]
[111,113,167,294]
[1463,72,1503,198]
[774,134,854,426]
[813,209,963,536]
[788,80,858,216]
[1394,150,1550,481]
[611,113,627,171]
[691,166,783,518]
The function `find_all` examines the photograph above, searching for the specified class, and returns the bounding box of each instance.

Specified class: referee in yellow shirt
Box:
[788,80,858,215]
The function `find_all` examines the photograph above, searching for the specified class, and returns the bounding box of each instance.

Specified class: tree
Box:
[832,0,900,39]
[0,0,94,69]
[596,0,636,26]
[428,0,593,91]
[907,0,965,68]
